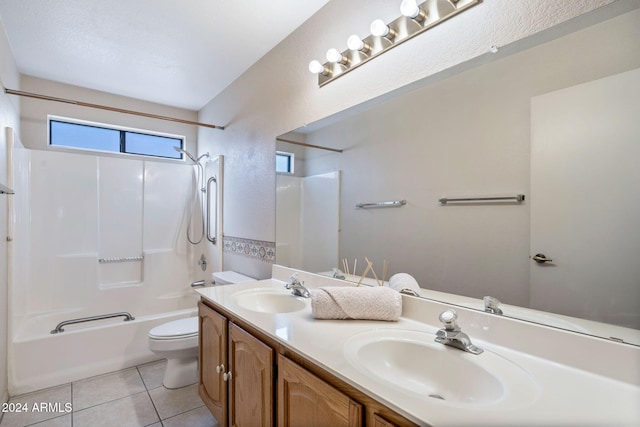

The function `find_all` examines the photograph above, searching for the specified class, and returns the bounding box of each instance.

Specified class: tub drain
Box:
[428,394,445,400]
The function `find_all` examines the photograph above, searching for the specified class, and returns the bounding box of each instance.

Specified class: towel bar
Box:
[356,200,406,209]
[439,195,525,204]
[98,256,144,263]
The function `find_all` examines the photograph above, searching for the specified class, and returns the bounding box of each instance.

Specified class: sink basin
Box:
[231,288,306,313]
[344,329,539,407]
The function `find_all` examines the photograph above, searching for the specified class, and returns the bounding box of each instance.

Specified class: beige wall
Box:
[0,16,21,405]
[19,76,199,154]
[196,0,625,279]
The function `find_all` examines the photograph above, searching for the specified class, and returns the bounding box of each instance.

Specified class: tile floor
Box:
[0,360,218,427]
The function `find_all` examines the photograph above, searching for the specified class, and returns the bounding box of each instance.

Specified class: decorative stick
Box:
[356,263,372,286]
[342,258,349,276]
[382,260,388,284]
[365,257,382,286]
[353,259,357,277]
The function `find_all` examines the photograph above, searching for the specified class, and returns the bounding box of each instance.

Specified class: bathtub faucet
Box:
[190,280,207,287]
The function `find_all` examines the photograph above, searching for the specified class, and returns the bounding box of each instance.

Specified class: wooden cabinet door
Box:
[372,414,400,427]
[277,354,363,427]
[198,302,228,426]
[229,323,274,427]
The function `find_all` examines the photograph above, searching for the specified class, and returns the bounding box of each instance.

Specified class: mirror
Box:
[276,7,640,345]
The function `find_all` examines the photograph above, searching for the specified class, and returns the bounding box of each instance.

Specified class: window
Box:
[48,117,185,160]
[276,151,294,174]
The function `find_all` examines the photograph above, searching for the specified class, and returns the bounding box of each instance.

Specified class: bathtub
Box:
[9,291,200,396]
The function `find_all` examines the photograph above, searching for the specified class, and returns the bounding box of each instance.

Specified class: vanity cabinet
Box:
[198,301,274,427]
[198,301,227,422]
[277,354,362,426]
[199,299,418,427]
[228,323,274,426]
[371,414,402,427]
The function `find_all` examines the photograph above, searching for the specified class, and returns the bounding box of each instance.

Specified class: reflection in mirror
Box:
[275,139,341,272]
[276,6,640,345]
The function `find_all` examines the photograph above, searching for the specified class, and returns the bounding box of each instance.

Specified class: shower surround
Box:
[8,142,203,395]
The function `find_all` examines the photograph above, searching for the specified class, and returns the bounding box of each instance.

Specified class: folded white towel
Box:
[310,286,402,321]
[388,273,421,296]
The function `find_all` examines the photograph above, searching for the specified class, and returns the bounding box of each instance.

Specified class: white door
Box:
[301,171,341,273]
[530,68,640,330]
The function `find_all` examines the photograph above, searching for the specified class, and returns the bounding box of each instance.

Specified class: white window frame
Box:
[276,150,295,175]
[47,115,186,161]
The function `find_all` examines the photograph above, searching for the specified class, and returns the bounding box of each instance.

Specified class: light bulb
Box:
[326,48,343,63]
[400,0,420,18]
[370,19,389,37]
[347,34,364,51]
[308,60,326,75]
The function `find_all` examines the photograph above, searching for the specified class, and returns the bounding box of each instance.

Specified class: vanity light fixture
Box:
[400,0,427,22]
[347,34,371,53]
[308,59,330,75]
[326,48,350,65]
[308,0,481,87]
[370,19,397,40]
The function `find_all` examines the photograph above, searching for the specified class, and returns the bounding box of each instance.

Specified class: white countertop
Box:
[197,267,640,426]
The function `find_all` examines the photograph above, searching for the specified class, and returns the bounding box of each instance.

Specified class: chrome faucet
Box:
[435,310,484,355]
[285,274,311,298]
[483,296,503,315]
[190,280,207,287]
[332,268,345,280]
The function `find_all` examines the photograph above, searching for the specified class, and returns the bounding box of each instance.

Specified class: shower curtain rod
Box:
[276,137,343,153]
[4,87,224,130]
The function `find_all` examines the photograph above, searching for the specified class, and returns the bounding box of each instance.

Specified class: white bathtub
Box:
[9,292,200,396]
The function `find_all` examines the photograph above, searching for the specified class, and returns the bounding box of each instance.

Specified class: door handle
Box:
[532,253,553,264]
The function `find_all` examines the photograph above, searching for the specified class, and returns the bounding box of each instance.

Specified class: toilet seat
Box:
[148,317,198,340]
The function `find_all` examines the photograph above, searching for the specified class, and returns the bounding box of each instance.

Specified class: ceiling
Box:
[0,0,330,110]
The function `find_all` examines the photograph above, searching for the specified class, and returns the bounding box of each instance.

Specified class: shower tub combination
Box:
[9,293,198,395]
[6,139,221,396]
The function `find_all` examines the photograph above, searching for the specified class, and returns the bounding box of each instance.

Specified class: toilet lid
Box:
[148,317,198,339]
[212,270,256,285]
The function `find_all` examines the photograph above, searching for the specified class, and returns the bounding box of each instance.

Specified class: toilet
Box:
[148,317,199,389]
[148,271,256,388]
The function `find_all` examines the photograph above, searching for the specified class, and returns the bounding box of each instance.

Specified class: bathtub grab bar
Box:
[50,312,135,334]
[206,176,217,244]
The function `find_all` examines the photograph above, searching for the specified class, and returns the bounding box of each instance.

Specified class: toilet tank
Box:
[212,271,256,285]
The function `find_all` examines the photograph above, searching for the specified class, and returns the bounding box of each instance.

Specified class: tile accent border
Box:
[223,236,276,263]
